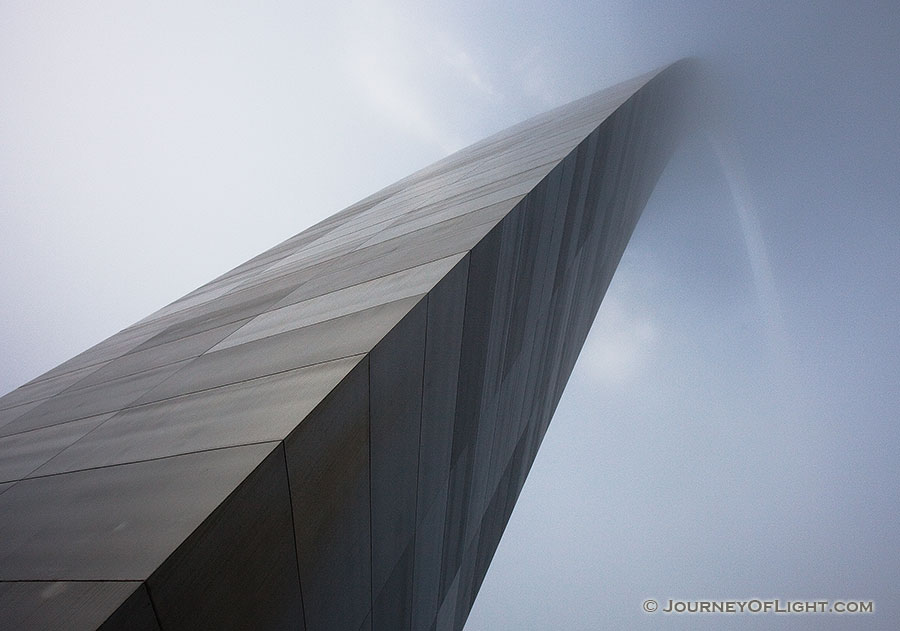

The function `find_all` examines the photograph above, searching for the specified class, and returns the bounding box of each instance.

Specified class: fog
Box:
[2,2,898,629]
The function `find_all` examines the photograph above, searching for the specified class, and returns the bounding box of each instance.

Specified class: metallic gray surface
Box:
[0,582,159,631]
[0,64,688,629]
[285,358,372,631]
[0,443,277,580]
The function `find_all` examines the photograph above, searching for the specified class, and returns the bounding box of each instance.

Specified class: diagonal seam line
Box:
[0,347,374,442]
[11,440,282,484]
[280,442,308,630]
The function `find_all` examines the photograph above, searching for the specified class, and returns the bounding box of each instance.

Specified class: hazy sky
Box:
[1,2,898,629]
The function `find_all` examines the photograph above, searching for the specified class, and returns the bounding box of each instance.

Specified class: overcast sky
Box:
[1,2,898,629]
